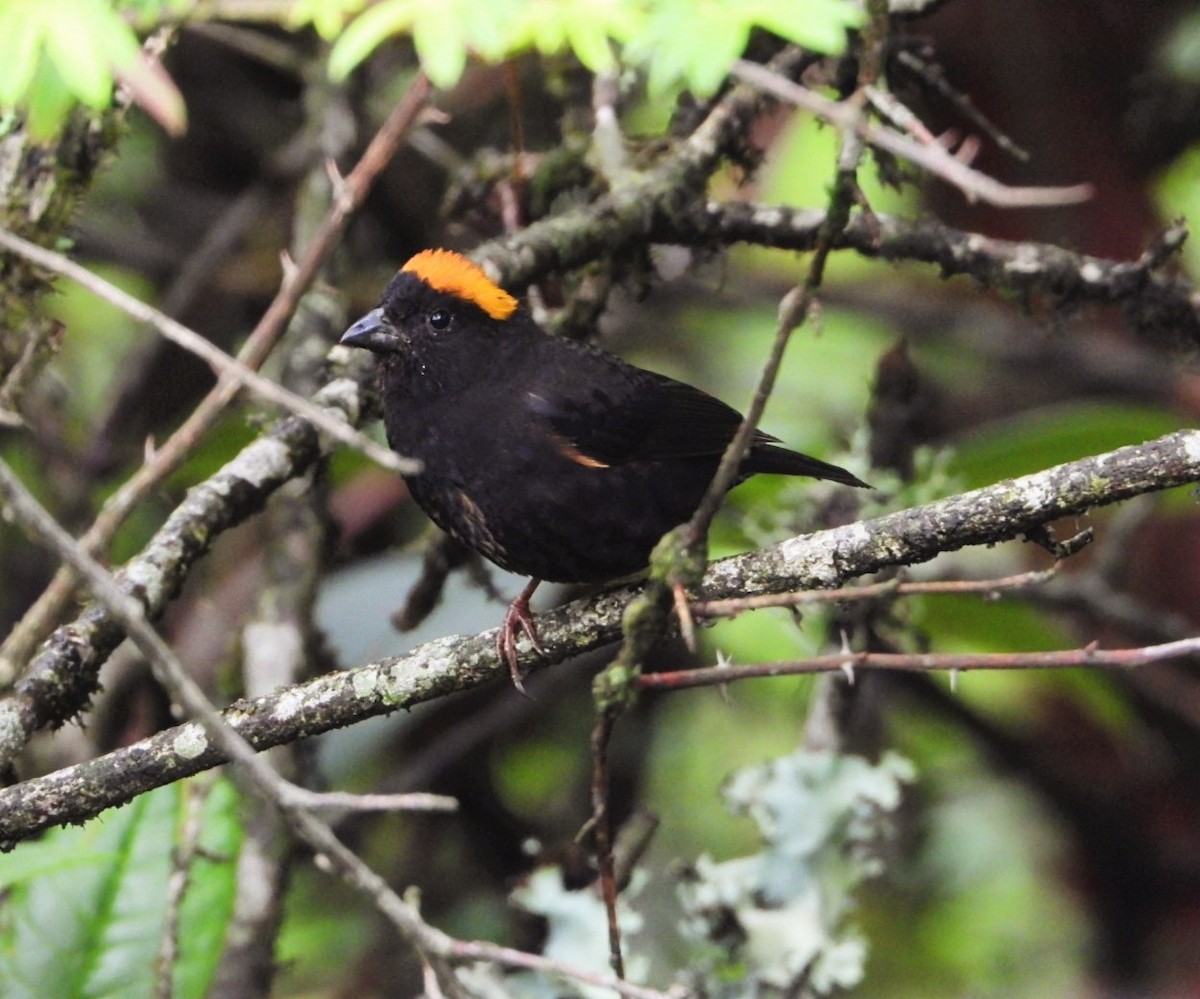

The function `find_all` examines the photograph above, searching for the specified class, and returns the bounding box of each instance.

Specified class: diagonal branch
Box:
[730,60,1093,207]
[0,227,413,475]
[2,428,1197,843]
[638,638,1200,691]
[0,73,430,683]
[0,376,364,768]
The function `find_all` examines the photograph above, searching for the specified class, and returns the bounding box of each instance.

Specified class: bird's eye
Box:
[428,309,451,330]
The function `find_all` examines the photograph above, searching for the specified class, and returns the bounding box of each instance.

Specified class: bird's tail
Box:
[746,444,871,489]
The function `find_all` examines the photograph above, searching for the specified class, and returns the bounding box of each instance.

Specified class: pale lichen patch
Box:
[1183,430,1200,468]
[351,669,379,700]
[173,725,208,760]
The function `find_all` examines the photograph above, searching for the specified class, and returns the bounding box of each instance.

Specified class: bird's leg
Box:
[498,577,545,692]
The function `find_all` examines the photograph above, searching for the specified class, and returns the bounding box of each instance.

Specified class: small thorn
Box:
[672,580,696,652]
[715,649,734,704]
[325,158,346,188]
[279,249,298,288]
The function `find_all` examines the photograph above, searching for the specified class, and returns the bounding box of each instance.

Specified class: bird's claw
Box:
[498,580,545,694]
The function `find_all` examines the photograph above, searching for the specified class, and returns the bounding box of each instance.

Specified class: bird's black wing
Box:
[522,344,870,487]
[523,350,769,466]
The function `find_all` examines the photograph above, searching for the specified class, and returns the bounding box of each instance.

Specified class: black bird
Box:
[341,250,868,685]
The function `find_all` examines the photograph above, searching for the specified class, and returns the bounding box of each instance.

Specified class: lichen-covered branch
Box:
[659,204,1200,345]
[2,428,1196,845]
[470,48,809,288]
[0,377,365,769]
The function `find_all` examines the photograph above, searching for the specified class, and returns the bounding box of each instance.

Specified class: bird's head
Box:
[340,249,519,360]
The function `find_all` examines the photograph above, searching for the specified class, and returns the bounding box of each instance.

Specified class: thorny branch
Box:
[637,638,1200,692]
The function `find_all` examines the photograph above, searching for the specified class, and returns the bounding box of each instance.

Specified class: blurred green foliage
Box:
[0,777,242,999]
[0,0,185,136]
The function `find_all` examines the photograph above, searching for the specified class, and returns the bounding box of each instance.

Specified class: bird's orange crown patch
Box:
[402,249,518,321]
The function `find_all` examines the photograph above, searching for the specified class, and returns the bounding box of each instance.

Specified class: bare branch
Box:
[285,789,458,814]
[730,60,1093,207]
[637,637,1200,692]
[0,378,360,765]
[657,205,1199,344]
[0,227,413,476]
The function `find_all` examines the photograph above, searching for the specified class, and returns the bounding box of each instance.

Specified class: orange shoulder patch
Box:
[401,249,518,321]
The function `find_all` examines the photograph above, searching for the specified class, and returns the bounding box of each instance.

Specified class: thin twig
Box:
[685,121,863,544]
[286,789,458,814]
[0,227,414,475]
[691,566,1059,618]
[448,939,680,999]
[590,710,625,979]
[892,49,1030,161]
[637,638,1200,692]
[730,60,1092,207]
[154,774,216,999]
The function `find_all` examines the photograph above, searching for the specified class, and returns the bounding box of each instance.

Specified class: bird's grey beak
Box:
[339,308,398,352]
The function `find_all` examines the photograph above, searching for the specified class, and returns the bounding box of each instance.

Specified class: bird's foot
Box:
[497,579,545,694]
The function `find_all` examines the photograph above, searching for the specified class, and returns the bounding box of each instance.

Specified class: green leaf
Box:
[633,0,861,96]
[566,22,619,73]
[0,0,186,136]
[172,779,244,999]
[455,0,519,61]
[0,790,170,998]
[745,0,862,55]
[288,0,368,40]
[632,0,748,97]
[508,0,641,71]
[41,0,128,108]
[24,55,79,140]
[0,3,47,106]
[328,0,421,81]
[411,1,469,88]
[327,0,859,95]
[0,778,244,999]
